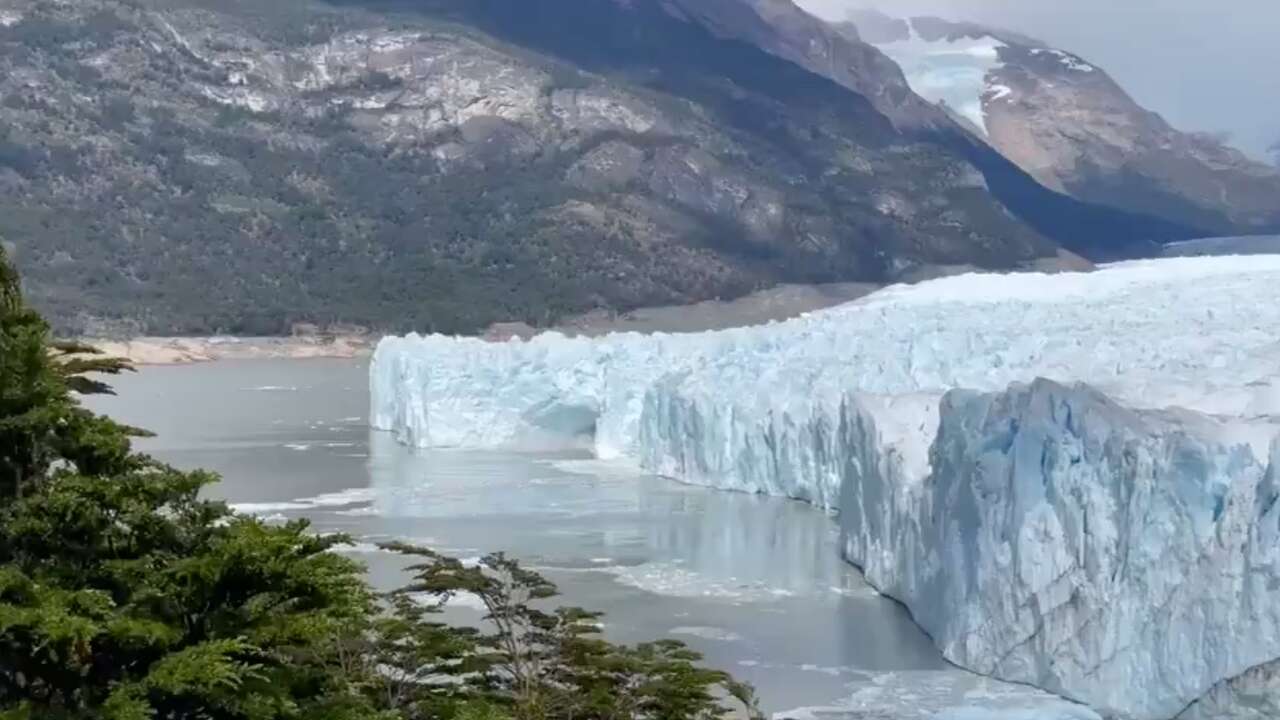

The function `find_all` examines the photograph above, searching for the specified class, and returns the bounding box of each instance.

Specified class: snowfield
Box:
[372,256,1280,720]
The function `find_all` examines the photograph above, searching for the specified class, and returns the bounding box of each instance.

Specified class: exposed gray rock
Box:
[0,0,1175,334]
[566,141,646,190]
[647,147,785,238]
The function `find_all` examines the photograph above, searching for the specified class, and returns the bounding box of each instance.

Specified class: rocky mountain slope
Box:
[845,10,1280,235]
[0,0,1192,335]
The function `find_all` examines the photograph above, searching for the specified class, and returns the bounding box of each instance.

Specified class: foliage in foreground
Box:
[0,245,760,720]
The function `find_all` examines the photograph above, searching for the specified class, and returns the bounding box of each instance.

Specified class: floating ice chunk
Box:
[332,541,385,555]
[775,669,1103,720]
[231,501,313,514]
[669,626,743,642]
[230,487,377,516]
[588,561,797,603]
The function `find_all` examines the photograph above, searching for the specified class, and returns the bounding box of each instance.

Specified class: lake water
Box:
[85,358,1097,719]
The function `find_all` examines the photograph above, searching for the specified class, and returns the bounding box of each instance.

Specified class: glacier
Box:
[371,255,1280,720]
[868,19,1008,134]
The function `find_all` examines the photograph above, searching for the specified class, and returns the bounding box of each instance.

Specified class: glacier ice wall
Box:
[370,256,1280,718]
[840,379,1280,720]
[373,256,1280,461]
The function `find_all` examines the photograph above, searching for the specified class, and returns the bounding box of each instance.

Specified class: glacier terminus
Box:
[371,256,1280,720]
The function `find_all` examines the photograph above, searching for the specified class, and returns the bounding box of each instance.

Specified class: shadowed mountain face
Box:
[846,9,1280,236]
[0,0,1194,335]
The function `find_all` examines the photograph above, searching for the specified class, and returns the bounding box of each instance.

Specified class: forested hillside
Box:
[0,0,1196,335]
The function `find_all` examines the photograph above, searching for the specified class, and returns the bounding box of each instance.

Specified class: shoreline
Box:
[87,335,374,366]
[89,256,1097,365]
[87,281,885,365]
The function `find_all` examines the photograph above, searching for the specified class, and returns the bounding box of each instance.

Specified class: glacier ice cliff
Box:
[841,379,1280,720]
[371,256,1280,719]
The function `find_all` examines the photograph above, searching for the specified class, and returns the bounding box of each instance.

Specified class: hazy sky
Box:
[796,0,1280,161]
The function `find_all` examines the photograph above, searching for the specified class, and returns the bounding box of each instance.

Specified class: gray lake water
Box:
[86,358,1097,719]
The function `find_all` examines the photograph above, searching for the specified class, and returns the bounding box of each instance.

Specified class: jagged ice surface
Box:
[371,256,1280,719]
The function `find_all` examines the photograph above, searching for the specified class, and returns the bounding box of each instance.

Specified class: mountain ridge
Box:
[0,0,1199,336]
[844,9,1280,235]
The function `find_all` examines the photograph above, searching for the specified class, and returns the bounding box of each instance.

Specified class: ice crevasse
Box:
[371,256,1280,720]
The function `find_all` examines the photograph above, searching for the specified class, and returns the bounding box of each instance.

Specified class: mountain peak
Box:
[847,9,1280,234]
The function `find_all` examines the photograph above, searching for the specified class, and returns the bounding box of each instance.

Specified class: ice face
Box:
[370,328,745,457]
[372,256,1280,461]
[371,255,1280,718]
[841,380,1280,720]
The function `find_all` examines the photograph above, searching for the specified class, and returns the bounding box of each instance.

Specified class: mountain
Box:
[660,0,941,131]
[845,9,1280,235]
[0,0,1194,336]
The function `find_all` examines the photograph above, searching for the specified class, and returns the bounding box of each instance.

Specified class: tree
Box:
[0,245,138,499]
[343,590,487,719]
[0,244,384,719]
[384,545,762,720]
[0,244,760,720]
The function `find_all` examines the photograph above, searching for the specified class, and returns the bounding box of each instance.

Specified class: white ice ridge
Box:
[372,255,1280,718]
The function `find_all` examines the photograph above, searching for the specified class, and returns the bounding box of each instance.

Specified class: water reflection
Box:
[85,359,956,714]
[365,432,864,598]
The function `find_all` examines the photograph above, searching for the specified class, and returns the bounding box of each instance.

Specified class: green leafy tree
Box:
[0,244,385,720]
[346,590,488,718]
[0,245,761,720]
[0,246,137,499]
[384,545,763,720]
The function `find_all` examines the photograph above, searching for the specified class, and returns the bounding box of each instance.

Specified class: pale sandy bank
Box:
[87,335,373,366]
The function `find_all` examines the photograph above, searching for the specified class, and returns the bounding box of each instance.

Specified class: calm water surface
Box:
[86,358,1094,719]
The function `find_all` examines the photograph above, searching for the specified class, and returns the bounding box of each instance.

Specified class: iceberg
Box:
[371,255,1280,719]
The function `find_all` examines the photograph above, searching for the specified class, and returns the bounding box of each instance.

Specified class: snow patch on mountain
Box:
[1031,47,1096,73]
[870,20,1006,133]
[985,83,1014,102]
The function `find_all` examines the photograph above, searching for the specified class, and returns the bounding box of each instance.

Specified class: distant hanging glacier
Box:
[371,256,1280,720]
